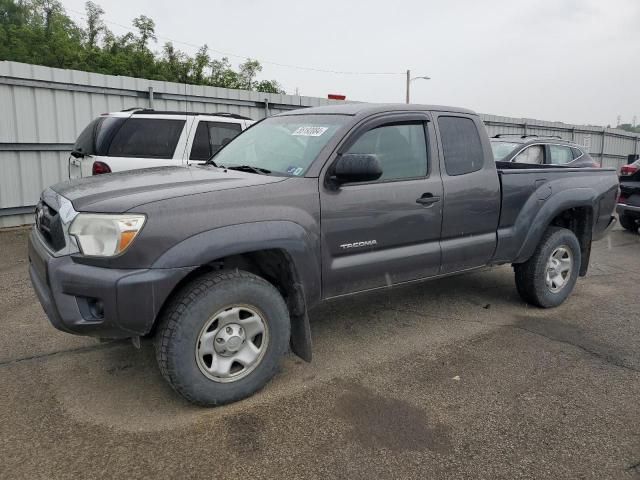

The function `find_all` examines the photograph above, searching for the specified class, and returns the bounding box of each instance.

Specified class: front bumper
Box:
[28,229,194,338]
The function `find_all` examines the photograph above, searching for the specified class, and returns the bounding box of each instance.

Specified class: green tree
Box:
[132,14,155,50]
[0,0,286,93]
[255,79,285,94]
[84,1,105,50]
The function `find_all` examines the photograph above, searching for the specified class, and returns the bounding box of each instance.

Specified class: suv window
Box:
[513,145,544,164]
[549,145,574,164]
[190,121,243,161]
[107,118,185,159]
[438,116,484,176]
[345,122,428,181]
[571,147,583,159]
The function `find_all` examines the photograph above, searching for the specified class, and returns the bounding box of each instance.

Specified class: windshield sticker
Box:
[292,126,328,137]
[286,166,304,176]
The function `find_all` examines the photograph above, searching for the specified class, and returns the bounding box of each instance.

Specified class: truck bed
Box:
[492,164,618,265]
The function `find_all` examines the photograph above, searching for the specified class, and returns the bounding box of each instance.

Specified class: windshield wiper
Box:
[225,165,271,175]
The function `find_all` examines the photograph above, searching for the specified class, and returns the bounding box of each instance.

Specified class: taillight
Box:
[620,165,638,176]
[92,161,111,175]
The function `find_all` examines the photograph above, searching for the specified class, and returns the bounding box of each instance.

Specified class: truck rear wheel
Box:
[514,227,581,308]
[619,214,638,233]
[155,270,290,406]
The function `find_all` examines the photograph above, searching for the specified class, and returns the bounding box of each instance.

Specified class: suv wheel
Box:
[514,226,581,308]
[619,214,638,233]
[155,270,290,406]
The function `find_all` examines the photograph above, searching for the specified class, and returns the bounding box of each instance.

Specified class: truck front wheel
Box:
[155,270,290,406]
[514,227,581,308]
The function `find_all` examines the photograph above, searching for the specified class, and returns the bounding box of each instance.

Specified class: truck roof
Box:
[279,103,477,117]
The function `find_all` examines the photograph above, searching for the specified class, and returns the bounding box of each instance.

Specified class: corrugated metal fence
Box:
[1,61,639,227]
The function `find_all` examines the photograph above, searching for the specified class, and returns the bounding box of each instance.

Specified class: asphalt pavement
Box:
[0,226,638,479]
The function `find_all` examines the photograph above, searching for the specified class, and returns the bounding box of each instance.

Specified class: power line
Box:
[65,7,404,76]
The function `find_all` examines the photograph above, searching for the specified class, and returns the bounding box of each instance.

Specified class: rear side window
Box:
[73,118,102,155]
[571,147,583,159]
[549,145,573,164]
[190,122,243,161]
[107,118,185,159]
[438,116,484,176]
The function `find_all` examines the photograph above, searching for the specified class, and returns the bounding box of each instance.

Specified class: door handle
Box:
[416,193,441,206]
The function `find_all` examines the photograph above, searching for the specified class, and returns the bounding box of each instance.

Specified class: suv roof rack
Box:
[493,134,564,140]
[121,108,252,120]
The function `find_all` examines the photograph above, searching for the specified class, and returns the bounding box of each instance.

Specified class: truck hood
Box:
[52,165,287,212]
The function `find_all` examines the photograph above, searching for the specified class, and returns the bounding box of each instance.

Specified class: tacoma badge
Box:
[340,240,377,249]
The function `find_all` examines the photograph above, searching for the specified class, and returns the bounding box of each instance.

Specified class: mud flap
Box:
[290,311,312,362]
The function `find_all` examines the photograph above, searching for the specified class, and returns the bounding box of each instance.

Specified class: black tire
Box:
[619,214,638,233]
[155,270,290,406]
[514,227,581,308]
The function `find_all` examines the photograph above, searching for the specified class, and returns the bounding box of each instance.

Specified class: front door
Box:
[320,114,443,298]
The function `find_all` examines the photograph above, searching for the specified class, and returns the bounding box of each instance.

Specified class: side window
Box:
[190,122,243,160]
[438,116,484,176]
[107,118,185,159]
[190,122,211,160]
[208,122,243,153]
[513,145,544,164]
[571,147,583,159]
[549,145,574,164]
[345,122,427,181]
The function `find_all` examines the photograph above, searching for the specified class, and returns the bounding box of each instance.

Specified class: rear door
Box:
[434,114,501,273]
[320,112,443,298]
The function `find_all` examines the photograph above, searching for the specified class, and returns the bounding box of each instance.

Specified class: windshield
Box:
[491,141,521,161]
[211,114,348,175]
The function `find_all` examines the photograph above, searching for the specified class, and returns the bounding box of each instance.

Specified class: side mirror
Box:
[331,154,382,185]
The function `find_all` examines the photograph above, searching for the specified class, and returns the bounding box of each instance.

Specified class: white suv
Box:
[69,109,254,178]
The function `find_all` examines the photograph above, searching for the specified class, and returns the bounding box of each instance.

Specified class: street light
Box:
[405,69,431,104]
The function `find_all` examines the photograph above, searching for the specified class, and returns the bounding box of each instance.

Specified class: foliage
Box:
[0,0,285,93]
[616,124,640,134]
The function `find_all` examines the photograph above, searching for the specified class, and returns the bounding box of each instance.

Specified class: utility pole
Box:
[406,69,411,104]
[405,70,430,104]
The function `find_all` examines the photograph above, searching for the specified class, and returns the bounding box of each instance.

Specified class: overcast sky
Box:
[62,0,640,126]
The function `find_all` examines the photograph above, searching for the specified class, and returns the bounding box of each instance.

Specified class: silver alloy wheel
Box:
[195,305,269,383]
[545,245,573,293]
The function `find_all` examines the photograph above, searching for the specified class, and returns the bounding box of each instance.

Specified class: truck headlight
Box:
[69,214,146,257]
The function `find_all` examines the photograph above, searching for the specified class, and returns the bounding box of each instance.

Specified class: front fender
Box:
[152,221,321,308]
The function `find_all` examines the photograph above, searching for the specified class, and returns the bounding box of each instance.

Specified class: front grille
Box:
[35,201,65,251]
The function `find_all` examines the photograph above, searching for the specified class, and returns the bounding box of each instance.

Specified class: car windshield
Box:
[491,141,521,161]
[211,114,348,175]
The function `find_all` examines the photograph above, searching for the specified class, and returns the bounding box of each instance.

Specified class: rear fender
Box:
[514,188,595,263]
[494,188,596,265]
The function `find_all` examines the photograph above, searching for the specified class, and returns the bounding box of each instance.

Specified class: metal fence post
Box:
[148,86,154,109]
[600,127,606,167]
[523,121,528,136]
[264,98,270,118]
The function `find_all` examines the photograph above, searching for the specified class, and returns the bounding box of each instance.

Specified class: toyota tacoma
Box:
[28,104,618,405]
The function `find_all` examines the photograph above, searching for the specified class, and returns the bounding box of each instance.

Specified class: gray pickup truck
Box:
[28,104,618,405]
